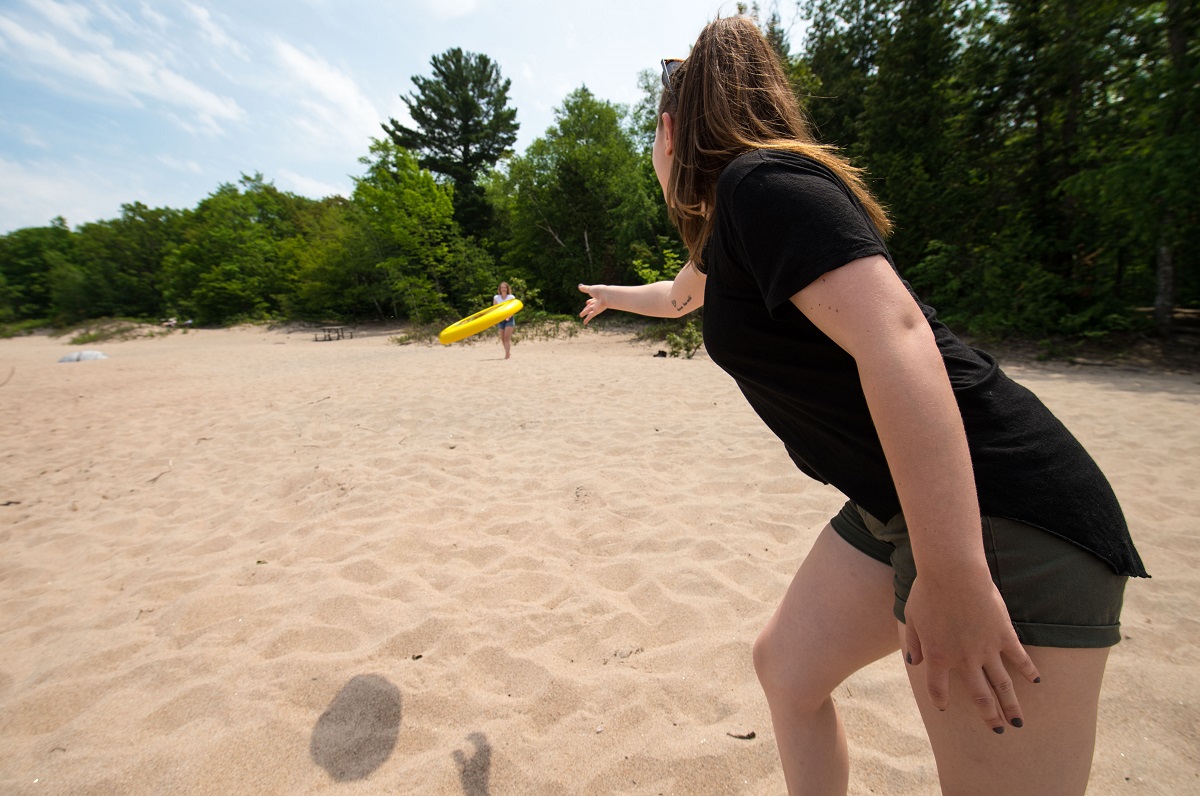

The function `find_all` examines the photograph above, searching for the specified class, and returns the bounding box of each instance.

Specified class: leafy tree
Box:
[4,7,1193,342]
[46,249,90,323]
[625,69,686,283]
[628,68,662,152]
[0,270,11,323]
[382,48,519,240]
[799,0,894,156]
[925,0,1194,335]
[161,175,312,325]
[352,138,496,322]
[57,223,119,321]
[502,87,658,311]
[861,0,957,271]
[980,0,1109,282]
[287,197,390,321]
[0,217,73,320]
[72,203,185,320]
[742,1,795,69]
[1148,0,1199,333]
[790,0,1198,338]
[740,2,822,104]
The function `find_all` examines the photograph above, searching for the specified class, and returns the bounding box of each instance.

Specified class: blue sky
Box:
[0,0,806,235]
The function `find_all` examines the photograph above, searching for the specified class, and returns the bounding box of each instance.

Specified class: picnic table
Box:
[314,326,352,341]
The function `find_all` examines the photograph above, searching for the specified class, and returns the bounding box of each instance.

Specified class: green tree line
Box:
[2,1,1195,339]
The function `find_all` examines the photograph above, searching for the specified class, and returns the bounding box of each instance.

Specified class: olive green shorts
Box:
[829,501,1127,648]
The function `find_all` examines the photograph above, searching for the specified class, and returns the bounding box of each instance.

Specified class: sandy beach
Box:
[1,324,1197,795]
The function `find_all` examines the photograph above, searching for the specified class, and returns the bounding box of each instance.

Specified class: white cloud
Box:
[0,118,51,149]
[429,0,479,21]
[137,1,168,31]
[277,168,347,200]
[0,7,243,135]
[272,39,381,153]
[0,156,122,231]
[185,2,246,59]
[157,154,203,174]
[20,125,49,149]
[93,3,141,38]
[27,0,110,49]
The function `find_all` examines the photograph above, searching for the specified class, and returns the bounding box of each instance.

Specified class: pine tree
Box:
[382,48,519,241]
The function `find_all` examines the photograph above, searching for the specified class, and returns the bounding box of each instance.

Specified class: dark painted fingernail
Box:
[1010,717,1023,728]
[905,652,912,664]
[993,726,1004,735]
[1033,677,1041,684]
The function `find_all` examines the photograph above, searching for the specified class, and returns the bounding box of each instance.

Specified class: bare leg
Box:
[753,524,899,795]
[501,326,513,359]
[903,631,1109,795]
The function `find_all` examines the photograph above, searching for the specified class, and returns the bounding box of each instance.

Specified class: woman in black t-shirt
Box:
[578,16,1143,796]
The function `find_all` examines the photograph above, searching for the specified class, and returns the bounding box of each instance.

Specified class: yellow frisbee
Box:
[438,299,523,345]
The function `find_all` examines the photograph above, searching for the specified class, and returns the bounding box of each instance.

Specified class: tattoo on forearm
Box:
[671,294,693,313]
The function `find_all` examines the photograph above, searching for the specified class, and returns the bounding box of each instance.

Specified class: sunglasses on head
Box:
[661,58,684,99]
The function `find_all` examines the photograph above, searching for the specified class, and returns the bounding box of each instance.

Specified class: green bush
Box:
[665,319,703,359]
[0,318,48,338]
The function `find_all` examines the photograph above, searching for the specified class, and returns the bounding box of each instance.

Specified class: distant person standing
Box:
[494,281,516,359]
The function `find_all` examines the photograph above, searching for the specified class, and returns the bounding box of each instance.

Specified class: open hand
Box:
[578,284,609,325]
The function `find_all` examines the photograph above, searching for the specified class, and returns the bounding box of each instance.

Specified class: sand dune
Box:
[1,325,1196,794]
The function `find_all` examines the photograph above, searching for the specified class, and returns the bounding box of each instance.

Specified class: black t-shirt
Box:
[702,149,1146,577]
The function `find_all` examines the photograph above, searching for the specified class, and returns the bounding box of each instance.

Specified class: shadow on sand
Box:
[310,674,403,782]
[452,731,493,796]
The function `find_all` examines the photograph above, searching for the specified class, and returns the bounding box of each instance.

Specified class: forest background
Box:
[1,0,1197,347]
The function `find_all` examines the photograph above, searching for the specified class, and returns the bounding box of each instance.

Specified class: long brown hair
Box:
[661,15,891,270]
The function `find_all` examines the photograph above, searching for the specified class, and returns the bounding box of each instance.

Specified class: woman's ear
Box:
[661,112,675,157]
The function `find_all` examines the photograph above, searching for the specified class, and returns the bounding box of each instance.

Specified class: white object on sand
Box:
[58,350,108,363]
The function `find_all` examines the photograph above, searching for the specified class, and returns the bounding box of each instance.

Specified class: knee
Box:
[753,622,830,713]
[751,630,774,692]
[752,622,787,692]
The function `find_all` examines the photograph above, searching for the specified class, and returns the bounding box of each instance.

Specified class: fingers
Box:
[962,659,1031,733]
[578,285,608,325]
[920,661,1015,728]
[985,661,1024,730]
[578,284,596,324]
[959,665,1010,733]
[924,663,952,713]
[904,622,923,667]
[1006,641,1042,685]
[983,636,1039,730]
[579,300,600,324]
[910,633,1037,731]
[923,654,1037,733]
[995,639,1040,730]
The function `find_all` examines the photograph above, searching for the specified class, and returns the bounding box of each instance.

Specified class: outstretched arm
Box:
[579,262,705,324]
